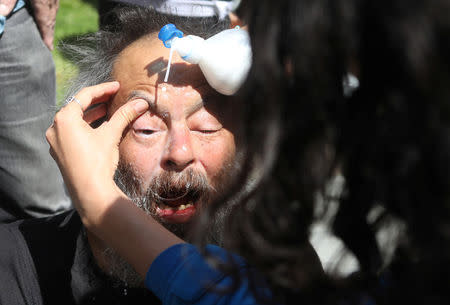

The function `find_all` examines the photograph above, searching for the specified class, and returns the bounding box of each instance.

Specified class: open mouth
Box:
[153,189,201,223]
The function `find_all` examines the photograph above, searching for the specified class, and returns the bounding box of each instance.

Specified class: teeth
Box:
[157,201,194,212]
[177,203,194,211]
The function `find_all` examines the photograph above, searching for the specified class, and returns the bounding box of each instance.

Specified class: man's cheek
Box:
[201,138,236,178]
[119,138,160,181]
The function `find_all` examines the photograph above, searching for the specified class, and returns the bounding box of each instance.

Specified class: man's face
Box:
[109,34,242,236]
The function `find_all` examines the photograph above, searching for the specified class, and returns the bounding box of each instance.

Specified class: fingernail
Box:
[110,81,120,89]
[133,100,148,113]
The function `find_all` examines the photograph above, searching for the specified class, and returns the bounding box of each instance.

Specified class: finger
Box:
[41,27,55,50]
[44,35,54,51]
[107,100,149,141]
[66,82,120,113]
[31,0,57,50]
[83,103,107,124]
[0,0,16,16]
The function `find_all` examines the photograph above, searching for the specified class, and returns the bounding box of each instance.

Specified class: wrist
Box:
[76,180,124,231]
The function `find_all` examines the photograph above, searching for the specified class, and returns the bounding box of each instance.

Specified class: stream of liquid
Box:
[164,45,175,82]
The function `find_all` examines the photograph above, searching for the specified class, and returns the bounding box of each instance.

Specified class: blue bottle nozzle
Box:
[158,24,184,48]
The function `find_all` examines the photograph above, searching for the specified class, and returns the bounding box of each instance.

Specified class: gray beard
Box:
[101,159,238,287]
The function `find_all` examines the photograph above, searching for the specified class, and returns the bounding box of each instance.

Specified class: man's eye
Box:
[190,123,222,134]
[191,126,221,134]
[197,129,219,134]
[135,129,157,137]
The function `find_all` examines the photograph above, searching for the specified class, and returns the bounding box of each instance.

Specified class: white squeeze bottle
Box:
[158,23,252,95]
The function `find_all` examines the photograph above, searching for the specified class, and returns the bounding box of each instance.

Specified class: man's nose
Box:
[162,124,195,171]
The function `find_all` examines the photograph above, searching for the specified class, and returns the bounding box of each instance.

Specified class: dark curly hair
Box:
[191,0,450,304]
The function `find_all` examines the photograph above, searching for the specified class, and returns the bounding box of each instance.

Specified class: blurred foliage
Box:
[52,0,99,104]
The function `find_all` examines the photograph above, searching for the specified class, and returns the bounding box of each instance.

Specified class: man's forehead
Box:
[146,59,167,76]
[112,35,206,88]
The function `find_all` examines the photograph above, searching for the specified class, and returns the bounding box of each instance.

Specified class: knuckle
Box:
[45,129,52,142]
[53,114,61,125]
[53,111,64,125]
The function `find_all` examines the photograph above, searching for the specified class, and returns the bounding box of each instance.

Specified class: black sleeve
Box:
[18,210,81,305]
[0,224,42,305]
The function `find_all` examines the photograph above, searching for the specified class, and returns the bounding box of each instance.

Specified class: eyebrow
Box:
[127,90,205,119]
[127,91,168,119]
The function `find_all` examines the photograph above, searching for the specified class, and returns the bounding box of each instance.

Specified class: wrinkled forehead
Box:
[108,34,242,133]
[110,34,210,108]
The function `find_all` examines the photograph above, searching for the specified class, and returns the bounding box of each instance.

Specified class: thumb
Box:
[0,0,17,16]
[108,100,149,141]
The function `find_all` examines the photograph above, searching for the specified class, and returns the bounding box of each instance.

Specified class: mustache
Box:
[145,169,214,205]
[114,162,215,209]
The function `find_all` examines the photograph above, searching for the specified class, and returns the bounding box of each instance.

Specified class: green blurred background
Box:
[53,0,99,104]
